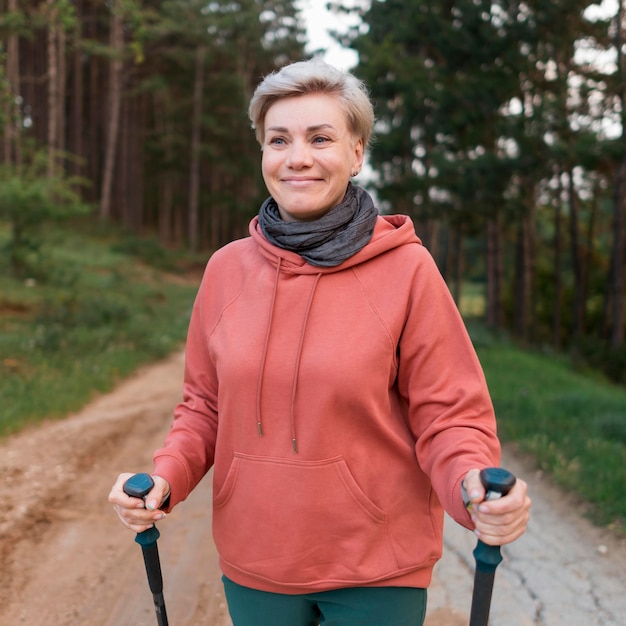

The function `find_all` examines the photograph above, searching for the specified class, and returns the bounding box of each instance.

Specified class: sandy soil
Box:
[0,350,623,626]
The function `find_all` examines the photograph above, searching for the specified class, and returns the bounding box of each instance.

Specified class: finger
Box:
[476,479,529,514]
[144,475,170,512]
[472,496,531,545]
[114,509,155,533]
[463,468,485,506]
[477,518,528,545]
[109,473,167,529]
[474,496,531,532]
[108,472,137,507]
[113,502,167,530]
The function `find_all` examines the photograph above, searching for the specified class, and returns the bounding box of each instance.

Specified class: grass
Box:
[469,323,626,533]
[0,220,201,436]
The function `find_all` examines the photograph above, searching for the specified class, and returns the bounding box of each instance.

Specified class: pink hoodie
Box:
[153,213,500,594]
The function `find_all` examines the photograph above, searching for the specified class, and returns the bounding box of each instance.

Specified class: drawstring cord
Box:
[256,258,282,438]
[289,273,322,453]
[255,260,321,453]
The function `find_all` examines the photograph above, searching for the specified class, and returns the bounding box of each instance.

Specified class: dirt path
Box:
[0,351,624,626]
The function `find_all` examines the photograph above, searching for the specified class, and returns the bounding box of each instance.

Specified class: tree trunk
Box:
[154,96,175,243]
[606,159,626,346]
[87,8,101,204]
[583,177,599,321]
[159,174,174,243]
[3,0,21,168]
[71,3,84,180]
[606,1,626,346]
[57,21,66,156]
[486,215,503,329]
[568,168,585,337]
[100,5,124,220]
[513,221,523,338]
[209,166,221,251]
[552,169,563,348]
[451,224,464,308]
[514,215,533,341]
[47,0,58,177]
[121,93,144,232]
[188,45,205,251]
[118,96,130,225]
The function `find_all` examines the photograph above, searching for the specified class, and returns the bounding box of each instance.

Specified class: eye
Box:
[267,136,287,146]
[312,135,330,144]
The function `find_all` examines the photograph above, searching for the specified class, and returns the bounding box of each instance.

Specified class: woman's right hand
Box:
[108,472,170,533]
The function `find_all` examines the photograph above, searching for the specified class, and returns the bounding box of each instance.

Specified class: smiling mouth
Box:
[282,177,322,184]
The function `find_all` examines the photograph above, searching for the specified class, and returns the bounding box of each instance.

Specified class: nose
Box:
[285,139,313,169]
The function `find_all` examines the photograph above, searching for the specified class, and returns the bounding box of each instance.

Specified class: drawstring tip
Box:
[292,438,298,453]
[257,422,263,437]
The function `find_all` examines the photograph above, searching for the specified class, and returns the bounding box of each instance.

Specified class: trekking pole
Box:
[469,467,516,626]
[123,473,169,626]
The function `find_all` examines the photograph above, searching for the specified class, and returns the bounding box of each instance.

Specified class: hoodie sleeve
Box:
[396,245,500,528]
[152,264,220,510]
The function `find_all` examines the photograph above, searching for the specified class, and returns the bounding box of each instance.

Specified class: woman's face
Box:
[261,93,364,222]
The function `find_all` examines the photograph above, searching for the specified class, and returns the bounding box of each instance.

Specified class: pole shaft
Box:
[469,570,496,626]
[153,593,169,626]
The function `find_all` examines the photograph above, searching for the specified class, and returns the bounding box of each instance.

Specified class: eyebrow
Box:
[265,123,336,134]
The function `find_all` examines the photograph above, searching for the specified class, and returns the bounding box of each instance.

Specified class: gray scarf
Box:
[258,184,378,267]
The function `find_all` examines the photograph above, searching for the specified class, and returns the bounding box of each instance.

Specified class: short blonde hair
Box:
[248,58,375,149]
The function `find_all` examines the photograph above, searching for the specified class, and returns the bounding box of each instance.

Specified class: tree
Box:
[99,0,125,219]
[188,44,205,252]
[0,149,88,278]
[2,0,305,248]
[1,0,24,168]
[345,0,524,311]
[344,0,621,355]
[46,0,59,177]
[606,1,626,346]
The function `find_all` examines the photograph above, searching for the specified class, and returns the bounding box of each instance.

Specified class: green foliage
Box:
[476,331,626,531]
[0,4,28,32]
[571,335,626,386]
[0,149,90,279]
[348,0,525,224]
[110,233,177,271]
[55,0,78,31]
[0,221,198,437]
[341,0,625,375]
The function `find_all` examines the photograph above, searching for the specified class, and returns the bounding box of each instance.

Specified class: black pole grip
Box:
[473,467,516,572]
[479,467,516,501]
[469,467,516,626]
[123,472,155,501]
[122,473,169,626]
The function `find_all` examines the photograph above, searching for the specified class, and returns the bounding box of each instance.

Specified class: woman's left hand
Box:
[463,468,531,545]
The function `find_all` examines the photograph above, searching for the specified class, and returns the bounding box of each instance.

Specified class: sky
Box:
[585,0,617,20]
[296,0,360,70]
[297,0,620,72]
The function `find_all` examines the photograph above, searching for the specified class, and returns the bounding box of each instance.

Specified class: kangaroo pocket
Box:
[213,453,399,586]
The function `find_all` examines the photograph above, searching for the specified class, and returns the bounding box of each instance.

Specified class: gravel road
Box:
[0,351,624,625]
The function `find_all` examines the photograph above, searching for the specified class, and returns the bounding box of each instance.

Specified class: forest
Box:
[0,0,625,383]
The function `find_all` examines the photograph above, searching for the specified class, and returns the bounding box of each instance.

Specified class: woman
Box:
[109,58,530,626]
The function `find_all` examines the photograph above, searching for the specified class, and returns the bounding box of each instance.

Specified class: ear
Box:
[352,138,364,172]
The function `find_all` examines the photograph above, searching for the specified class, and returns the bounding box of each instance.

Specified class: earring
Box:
[351,170,359,177]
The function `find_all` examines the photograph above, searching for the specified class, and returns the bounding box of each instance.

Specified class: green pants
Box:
[222,576,427,626]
